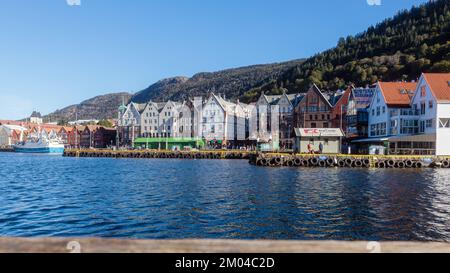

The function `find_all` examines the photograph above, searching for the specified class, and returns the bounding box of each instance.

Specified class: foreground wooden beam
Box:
[1,238,450,253]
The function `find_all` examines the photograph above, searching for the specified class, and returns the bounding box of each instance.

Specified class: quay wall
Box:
[250,153,450,169]
[62,149,450,169]
[63,149,253,160]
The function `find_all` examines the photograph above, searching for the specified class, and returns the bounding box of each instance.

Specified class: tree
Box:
[57,119,68,126]
[430,60,450,72]
[97,119,113,128]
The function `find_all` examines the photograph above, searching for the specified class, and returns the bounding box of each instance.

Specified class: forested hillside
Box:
[243,0,450,102]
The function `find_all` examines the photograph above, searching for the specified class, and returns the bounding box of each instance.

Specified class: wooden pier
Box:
[1,237,450,253]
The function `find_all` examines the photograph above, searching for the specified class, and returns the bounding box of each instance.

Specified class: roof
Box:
[0,124,27,132]
[333,87,352,111]
[294,128,344,137]
[262,93,303,107]
[300,84,333,108]
[378,82,417,107]
[351,87,376,109]
[422,73,450,103]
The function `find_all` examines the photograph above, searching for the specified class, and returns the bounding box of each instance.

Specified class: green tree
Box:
[97,119,113,128]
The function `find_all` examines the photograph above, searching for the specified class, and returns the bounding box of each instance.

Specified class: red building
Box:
[294,84,333,128]
[331,86,352,132]
[94,127,116,148]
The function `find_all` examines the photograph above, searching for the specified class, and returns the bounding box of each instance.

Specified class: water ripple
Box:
[1,153,450,241]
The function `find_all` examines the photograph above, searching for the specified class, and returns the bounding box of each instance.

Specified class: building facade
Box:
[389,73,450,156]
[294,84,333,129]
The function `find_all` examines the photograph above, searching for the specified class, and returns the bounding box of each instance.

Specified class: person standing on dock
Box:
[308,142,313,154]
[319,143,324,154]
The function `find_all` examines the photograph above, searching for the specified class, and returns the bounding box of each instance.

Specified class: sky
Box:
[0,0,429,120]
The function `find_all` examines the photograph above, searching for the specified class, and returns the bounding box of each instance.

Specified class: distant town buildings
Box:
[115,72,450,155]
[3,73,450,155]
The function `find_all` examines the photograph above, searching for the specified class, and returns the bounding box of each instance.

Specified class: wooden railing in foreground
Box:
[1,238,450,253]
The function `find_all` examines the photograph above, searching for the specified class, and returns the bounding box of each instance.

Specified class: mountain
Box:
[244,0,450,101]
[131,60,305,103]
[43,0,450,121]
[43,92,132,123]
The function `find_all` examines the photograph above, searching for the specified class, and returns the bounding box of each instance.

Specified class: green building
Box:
[133,137,206,150]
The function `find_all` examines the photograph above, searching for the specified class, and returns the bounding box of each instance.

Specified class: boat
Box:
[13,129,65,154]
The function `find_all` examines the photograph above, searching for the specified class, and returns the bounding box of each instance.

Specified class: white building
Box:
[367,81,418,139]
[29,111,43,125]
[118,102,146,145]
[201,93,250,148]
[389,73,450,156]
[0,124,27,147]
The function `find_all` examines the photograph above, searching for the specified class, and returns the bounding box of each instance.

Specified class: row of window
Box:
[143,126,171,131]
[202,124,224,134]
[370,122,387,137]
[308,114,331,121]
[142,132,172,138]
[372,106,386,117]
[144,111,174,118]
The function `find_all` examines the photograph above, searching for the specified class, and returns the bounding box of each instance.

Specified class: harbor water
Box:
[1,152,450,241]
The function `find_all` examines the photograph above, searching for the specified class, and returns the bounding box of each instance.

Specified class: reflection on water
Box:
[1,153,450,241]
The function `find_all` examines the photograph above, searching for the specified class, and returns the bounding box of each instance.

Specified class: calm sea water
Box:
[1,152,450,241]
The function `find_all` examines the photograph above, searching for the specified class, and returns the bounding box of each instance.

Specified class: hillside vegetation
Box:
[131,60,305,103]
[243,0,450,101]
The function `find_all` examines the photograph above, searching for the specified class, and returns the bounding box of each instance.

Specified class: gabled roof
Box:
[333,86,352,110]
[351,87,376,109]
[422,73,450,103]
[377,81,417,107]
[133,102,147,113]
[298,84,333,108]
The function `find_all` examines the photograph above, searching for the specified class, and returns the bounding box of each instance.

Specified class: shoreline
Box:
[61,149,450,169]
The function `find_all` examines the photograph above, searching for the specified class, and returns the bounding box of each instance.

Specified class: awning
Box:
[294,128,344,137]
[351,137,389,143]
[388,134,436,142]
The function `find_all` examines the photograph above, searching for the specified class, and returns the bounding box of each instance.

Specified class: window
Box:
[323,122,329,128]
[372,109,375,116]
[421,102,426,115]
[429,100,434,109]
[376,106,380,116]
[382,106,386,114]
[420,121,425,133]
[211,125,215,133]
[311,123,317,128]
[421,86,426,97]
[426,119,433,128]
[439,118,450,128]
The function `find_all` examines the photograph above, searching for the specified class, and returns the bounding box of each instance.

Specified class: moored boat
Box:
[13,130,64,154]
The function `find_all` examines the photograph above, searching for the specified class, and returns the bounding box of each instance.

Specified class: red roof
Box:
[333,86,352,115]
[423,73,450,102]
[378,81,417,107]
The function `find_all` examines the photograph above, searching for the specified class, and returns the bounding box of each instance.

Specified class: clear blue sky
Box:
[0,0,428,120]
